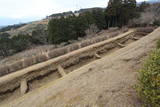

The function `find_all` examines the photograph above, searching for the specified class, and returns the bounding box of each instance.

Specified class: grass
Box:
[136,39,160,107]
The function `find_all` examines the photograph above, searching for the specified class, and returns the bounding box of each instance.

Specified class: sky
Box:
[0,0,153,26]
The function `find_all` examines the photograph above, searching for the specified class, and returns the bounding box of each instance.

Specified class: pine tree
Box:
[92,9,107,30]
[105,0,137,27]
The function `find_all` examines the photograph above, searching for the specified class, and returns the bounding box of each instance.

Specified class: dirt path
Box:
[1,27,160,107]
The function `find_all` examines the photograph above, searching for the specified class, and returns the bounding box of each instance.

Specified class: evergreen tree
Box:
[92,9,107,30]
[72,15,88,38]
[31,29,48,44]
[105,0,137,27]
[80,11,95,28]
[106,0,122,27]
[48,9,107,44]
[12,35,31,52]
[0,33,13,57]
[48,16,88,44]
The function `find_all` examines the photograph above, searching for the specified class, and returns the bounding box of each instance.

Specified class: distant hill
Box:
[47,7,105,19]
[0,26,5,29]
[139,0,160,4]
[0,23,26,33]
[137,0,159,5]
[148,0,160,3]
[75,7,105,13]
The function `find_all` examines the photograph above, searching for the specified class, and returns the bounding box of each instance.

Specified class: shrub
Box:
[30,24,48,45]
[12,34,32,52]
[0,33,13,57]
[136,49,160,107]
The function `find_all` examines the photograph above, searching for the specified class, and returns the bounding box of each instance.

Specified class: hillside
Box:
[0,28,125,76]
[6,20,48,36]
[2,7,104,37]
[1,2,159,37]
[0,1,159,106]
[1,27,160,107]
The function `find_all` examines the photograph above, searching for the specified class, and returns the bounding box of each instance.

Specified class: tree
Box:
[92,9,107,30]
[31,29,48,45]
[80,11,95,28]
[0,33,13,57]
[48,15,88,44]
[105,0,137,27]
[105,0,122,27]
[12,35,31,52]
[48,9,107,44]
[48,17,65,44]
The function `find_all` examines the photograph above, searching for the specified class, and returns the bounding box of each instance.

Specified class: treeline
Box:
[105,0,137,27]
[0,33,33,57]
[48,9,106,44]
[0,23,26,32]
[1,0,159,58]
[0,32,46,57]
[48,0,154,44]
[49,11,73,18]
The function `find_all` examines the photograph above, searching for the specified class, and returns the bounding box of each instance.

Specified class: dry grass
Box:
[6,20,48,36]
[0,28,154,94]
[1,27,152,77]
[2,27,160,107]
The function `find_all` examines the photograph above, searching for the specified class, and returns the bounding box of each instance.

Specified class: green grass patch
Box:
[136,49,160,107]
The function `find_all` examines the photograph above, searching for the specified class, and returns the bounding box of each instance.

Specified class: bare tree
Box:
[130,3,160,26]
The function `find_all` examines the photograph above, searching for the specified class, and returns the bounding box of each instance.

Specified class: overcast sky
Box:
[0,0,151,26]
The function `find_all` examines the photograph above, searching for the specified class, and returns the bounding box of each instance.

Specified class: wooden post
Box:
[132,37,139,40]
[116,42,125,48]
[94,53,101,59]
[20,78,28,95]
[57,65,66,77]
